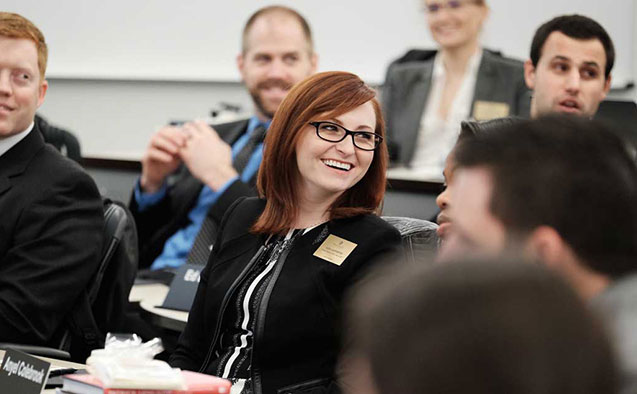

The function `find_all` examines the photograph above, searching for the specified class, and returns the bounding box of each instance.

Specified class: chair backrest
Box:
[64,198,139,361]
[382,216,439,264]
[36,114,82,163]
[389,48,504,67]
[91,199,139,304]
[594,100,637,154]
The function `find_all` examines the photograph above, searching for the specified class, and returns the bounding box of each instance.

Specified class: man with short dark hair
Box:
[0,12,103,346]
[435,15,619,248]
[524,14,614,118]
[130,6,317,271]
[440,115,637,388]
[442,116,637,290]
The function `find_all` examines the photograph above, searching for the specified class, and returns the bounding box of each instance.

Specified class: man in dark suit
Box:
[0,12,103,346]
[130,6,317,270]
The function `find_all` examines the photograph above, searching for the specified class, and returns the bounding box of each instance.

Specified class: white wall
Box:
[610,0,637,102]
[6,0,634,85]
[12,1,637,159]
[40,79,252,159]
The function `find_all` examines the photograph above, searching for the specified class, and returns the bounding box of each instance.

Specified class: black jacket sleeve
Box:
[209,178,258,224]
[169,197,247,371]
[0,169,103,345]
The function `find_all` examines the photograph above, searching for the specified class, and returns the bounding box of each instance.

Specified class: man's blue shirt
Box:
[134,117,270,270]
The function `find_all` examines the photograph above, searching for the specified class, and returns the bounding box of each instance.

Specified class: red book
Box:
[61,371,231,394]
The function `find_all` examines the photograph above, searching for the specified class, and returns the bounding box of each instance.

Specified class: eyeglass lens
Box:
[316,123,378,150]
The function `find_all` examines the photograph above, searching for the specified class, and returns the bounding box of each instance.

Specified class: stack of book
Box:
[57,370,231,394]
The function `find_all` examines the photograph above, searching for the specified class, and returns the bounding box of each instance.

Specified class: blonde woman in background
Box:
[383,0,529,175]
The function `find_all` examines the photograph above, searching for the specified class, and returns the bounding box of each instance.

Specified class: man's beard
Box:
[249,78,293,119]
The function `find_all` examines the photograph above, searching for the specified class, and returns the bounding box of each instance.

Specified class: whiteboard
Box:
[3,0,634,85]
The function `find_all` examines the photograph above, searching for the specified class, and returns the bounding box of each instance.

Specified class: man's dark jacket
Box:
[130,119,257,268]
[0,125,103,346]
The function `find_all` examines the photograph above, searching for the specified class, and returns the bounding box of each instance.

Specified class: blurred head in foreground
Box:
[436,117,522,241]
[342,259,618,394]
[439,115,637,299]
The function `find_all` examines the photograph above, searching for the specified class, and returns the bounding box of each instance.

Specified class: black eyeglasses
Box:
[425,0,478,13]
[309,122,383,151]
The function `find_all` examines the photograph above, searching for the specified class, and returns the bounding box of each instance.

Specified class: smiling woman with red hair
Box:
[170,71,401,394]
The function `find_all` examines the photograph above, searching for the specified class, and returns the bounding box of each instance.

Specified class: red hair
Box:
[252,71,388,234]
[0,12,47,80]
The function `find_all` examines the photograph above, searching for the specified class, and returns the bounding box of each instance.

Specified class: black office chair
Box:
[389,48,505,66]
[1,198,139,361]
[65,198,140,361]
[382,216,439,263]
[35,114,82,163]
[595,100,637,155]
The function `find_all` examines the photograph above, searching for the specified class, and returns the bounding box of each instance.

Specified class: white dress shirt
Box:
[410,49,483,174]
[0,121,35,157]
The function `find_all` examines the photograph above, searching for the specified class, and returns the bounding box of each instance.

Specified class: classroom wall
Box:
[40,79,252,159]
[14,1,637,159]
[7,0,634,84]
[634,2,637,102]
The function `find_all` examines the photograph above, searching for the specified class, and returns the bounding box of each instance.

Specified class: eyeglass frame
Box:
[424,0,481,13]
[308,121,384,151]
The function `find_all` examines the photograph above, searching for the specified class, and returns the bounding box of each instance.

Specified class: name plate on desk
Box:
[161,263,202,312]
[0,349,51,394]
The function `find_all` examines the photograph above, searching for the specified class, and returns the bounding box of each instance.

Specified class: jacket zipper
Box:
[198,243,269,373]
[250,239,296,394]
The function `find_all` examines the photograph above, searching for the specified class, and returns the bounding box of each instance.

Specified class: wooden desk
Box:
[129,284,189,332]
[82,156,445,219]
[0,349,85,393]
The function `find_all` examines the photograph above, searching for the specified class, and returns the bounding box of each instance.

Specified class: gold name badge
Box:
[313,234,358,266]
[472,101,510,121]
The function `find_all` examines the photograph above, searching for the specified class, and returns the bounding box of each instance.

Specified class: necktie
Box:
[185,124,268,265]
[233,124,267,174]
[185,215,217,265]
